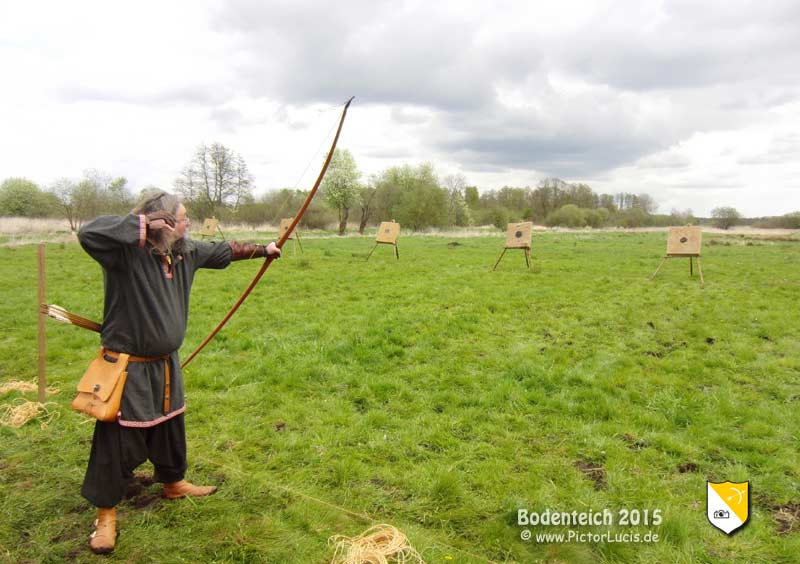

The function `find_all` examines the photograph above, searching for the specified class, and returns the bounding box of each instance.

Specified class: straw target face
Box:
[666,226,702,256]
[199,218,219,237]
[279,218,296,239]
[376,221,400,244]
[504,222,532,249]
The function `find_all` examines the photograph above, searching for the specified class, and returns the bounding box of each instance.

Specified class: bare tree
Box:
[175,143,253,219]
[49,171,131,230]
[443,174,472,227]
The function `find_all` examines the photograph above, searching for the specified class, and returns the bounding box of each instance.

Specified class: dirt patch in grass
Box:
[678,462,699,473]
[772,502,800,534]
[621,433,649,450]
[123,472,161,509]
[574,459,607,490]
[131,493,162,509]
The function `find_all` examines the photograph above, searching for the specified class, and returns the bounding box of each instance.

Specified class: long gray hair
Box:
[132,190,186,255]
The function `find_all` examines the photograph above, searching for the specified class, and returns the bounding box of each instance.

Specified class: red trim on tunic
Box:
[138,214,146,248]
[118,405,186,428]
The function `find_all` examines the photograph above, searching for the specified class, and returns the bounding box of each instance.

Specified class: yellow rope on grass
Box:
[0,381,60,395]
[0,400,60,428]
[260,481,497,564]
[329,524,426,564]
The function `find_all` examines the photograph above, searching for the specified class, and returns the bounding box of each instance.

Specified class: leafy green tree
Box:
[464,186,480,209]
[321,148,361,235]
[371,163,433,225]
[0,177,49,217]
[711,206,742,230]
[373,163,447,231]
[599,193,618,213]
[395,180,448,230]
[106,177,133,214]
[357,183,377,234]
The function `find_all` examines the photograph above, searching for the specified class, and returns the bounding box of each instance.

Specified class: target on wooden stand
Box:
[651,226,704,284]
[493,222,533,270]
[278,217,303,253]
[199,217,225,240]
[367,221,400,260]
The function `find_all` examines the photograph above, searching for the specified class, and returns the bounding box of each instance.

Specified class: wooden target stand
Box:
[651,226,704,284]
[199,217,226,240]
[278,217,303,254]
[366,221,400,261]
[493,222,533,270]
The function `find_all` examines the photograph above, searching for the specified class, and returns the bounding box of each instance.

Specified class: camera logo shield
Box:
[707,481,749,534]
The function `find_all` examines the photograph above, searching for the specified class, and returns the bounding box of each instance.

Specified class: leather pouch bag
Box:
[71,349,129,422]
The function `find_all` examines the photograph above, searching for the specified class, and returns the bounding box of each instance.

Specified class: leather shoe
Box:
[89,507,117,554]
[163,480,217,499]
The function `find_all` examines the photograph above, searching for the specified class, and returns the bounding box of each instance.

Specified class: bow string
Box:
[181,96,355,369]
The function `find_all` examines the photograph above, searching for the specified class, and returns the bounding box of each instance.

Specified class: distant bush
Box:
[584,208,609,228]
[753,212,800,229]
[475,207,512,230]
[545,204,609,228]
[711,206,742,230]
[0,178,57,218]
[546,204,581,227]
[615,207,648,228]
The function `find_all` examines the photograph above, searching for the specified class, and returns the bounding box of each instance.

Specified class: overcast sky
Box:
[1,0,799,216]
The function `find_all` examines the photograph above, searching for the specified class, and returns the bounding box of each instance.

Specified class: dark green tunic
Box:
[78,214,232,427]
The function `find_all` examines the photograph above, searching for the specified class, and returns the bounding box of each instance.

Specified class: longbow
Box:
[181,96,355,369]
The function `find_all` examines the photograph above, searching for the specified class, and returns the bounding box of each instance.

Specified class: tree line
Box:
[3,144,797,232]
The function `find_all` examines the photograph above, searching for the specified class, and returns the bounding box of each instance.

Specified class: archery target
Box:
[199,217,219,237]
[376,221,400,244]
[666,226,702,256]
[504,222,533,249]
[279,218,297,239]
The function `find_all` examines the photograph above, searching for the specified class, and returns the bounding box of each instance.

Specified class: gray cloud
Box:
[202,0,800,185]
[212,1,521,109]
[208,1,800,181]
[554,1,800,92]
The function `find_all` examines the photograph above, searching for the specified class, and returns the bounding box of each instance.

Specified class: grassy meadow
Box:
[1,229,799,563]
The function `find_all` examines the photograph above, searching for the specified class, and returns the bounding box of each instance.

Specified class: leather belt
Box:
[103,348,172,415]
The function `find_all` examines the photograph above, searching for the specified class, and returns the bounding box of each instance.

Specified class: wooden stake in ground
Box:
[651,226,704,284]
[493,222,533,271]
[279,217,304,254]
[366,221,400,261]
[37,243,46,403]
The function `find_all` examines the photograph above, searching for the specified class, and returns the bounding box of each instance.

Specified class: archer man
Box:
[77,190,280,554]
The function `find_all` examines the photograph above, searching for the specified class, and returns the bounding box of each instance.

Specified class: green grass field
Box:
[1,231,799,563]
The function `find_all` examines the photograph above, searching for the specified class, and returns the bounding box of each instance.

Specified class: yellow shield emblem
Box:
[707,481,749,535]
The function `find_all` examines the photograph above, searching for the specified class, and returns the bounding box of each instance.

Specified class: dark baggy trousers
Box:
[81,414,188,508]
